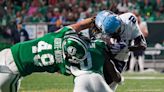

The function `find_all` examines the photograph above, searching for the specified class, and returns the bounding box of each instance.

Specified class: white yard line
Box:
[125,76,164,80]
[127,89,162,92]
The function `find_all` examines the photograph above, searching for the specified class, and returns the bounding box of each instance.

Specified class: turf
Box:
[20,73,74,92]
[20,72,164,92]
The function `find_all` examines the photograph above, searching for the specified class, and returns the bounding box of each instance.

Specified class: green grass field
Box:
[19,71,164,92]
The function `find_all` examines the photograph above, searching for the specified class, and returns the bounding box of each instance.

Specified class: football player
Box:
[94,10,147,91]
[0,17,113,92]
[68,35,113,92]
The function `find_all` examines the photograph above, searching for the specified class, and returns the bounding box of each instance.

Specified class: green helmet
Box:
[62,35,88,64]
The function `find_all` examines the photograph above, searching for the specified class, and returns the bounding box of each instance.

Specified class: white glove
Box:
[110,41,127,54]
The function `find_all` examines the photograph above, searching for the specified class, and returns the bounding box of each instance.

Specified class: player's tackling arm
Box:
[69,17,95,32]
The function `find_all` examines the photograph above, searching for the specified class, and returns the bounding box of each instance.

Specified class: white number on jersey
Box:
[70,53,93,76]
[32,41,54,66]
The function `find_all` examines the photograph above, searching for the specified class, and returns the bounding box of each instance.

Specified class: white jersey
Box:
[114,12,143,62]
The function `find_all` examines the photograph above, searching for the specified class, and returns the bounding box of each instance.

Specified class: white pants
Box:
[129,54,144,72]
[0,49,21,92]
[109,82,118,92]
[73,73,113,92]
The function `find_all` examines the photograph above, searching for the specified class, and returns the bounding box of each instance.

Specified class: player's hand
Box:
[109,41,127,54]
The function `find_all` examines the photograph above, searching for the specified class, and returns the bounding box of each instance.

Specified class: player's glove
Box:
[109,41,127,54]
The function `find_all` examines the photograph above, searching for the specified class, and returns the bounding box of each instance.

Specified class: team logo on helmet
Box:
[67,46,77,56]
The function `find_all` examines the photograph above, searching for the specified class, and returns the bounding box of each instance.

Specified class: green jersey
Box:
[70,39,107,76]
[11,27,73,76]
[89,40,106,73]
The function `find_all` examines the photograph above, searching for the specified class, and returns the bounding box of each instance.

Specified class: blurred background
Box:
[0,0,164,73]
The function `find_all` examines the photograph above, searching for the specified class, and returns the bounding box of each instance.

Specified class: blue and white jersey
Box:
[114,12,143,62]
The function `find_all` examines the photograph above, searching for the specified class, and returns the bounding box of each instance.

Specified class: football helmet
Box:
[62,35,88,64]
[95,10,122,35]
